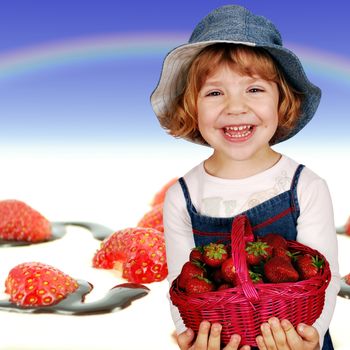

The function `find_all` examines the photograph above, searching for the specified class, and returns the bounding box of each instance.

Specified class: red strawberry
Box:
[259,233,288,250]
[189,246,204,263]
[5,262,78,307]
[93,227,168,283]
[211,268,225,285]
[202,243,228,267]
[92,228,134,269]
[137,204,163,232]
[345,217,350,236]
[264,256,299,283]
[344,273,350,285]
[151,178,178,207]
[185,275,214,294]
[249,270,264,284]
[217,283,233,291]
[178,261,206,290]
[245,241,273,266]
[221,257,237,285]
[0,200,51,242]
[273,247,294,262]
[295,254,324,280]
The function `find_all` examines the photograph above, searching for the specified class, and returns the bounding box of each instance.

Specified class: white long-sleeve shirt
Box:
[163,154,340,348]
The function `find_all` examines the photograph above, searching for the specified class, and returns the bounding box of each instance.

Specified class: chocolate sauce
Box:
[60,221,114,240]
[0,280,150,314]
[338,278,350,299]
[0,222,67,247]
[0,221,114,247]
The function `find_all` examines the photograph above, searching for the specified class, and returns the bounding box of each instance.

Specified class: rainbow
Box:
[0,33,350,84]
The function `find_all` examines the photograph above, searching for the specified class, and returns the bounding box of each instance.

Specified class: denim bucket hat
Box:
[150,5,321,145]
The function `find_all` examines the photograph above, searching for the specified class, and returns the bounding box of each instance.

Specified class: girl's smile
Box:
[196,63,280,177]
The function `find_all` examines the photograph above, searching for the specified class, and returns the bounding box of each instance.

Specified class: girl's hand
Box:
[177,321,250,350]
[256,317,320,350]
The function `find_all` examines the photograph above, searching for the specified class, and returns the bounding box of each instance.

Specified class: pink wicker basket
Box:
[170,215,331,347]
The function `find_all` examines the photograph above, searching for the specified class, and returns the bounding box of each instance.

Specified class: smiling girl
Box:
[151,5,339,350]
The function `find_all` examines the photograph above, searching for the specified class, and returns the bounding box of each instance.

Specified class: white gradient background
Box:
[0,1,349,349]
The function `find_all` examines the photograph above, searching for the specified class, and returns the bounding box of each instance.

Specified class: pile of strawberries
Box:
[177,233,325,294]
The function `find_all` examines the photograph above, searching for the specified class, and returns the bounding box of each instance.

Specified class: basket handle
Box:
[231,215,259,303]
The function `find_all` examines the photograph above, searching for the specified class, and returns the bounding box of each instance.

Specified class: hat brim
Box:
[151,40,321,145]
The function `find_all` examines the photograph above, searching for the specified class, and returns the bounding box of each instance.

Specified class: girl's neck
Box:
[204,149,281,180]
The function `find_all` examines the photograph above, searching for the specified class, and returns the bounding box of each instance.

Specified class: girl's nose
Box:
[225,93,248,116]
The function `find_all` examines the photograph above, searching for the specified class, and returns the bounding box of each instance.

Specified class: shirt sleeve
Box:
[163,181,196,334]
[296,174,341,348]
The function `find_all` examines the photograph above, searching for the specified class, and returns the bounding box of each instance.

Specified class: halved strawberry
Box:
[93,227,167,284]
[0,200,51,242]
[151,178,178,207]
[345,217,350,236]
[92,228,134,269]
[202,243,228,267]
[137,204,163,232]
[295,254,324,280]
[5,262,78,307]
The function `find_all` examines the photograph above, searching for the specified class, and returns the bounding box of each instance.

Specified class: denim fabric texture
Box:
[178,164,333,349]
[151,5,321,145]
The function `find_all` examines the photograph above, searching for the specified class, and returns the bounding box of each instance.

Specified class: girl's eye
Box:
[248,87,264,93]
[206,91,222,96]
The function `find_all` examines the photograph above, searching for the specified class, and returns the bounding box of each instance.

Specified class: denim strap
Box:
[290,164,305,221]
[178,177,198,214]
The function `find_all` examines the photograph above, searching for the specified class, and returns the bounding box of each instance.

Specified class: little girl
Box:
[151,5,340,350]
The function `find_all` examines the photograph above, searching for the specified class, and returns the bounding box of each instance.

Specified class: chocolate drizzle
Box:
[0,280,150,314]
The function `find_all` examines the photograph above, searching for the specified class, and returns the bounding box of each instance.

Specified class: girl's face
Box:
[197,64,279,164]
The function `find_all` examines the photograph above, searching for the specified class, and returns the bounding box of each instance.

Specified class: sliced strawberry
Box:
[92,228,134,269]
[295,254,324,280]
[264,256,299,283]
[345,217,350,236]
[5,262,78,307]
[93,227,168,284]
[151,178,178,207]
[185,275,214,294]
[202,243,228,267]
[137,204,163,232]
[178,261,206,290]
[0,200,51,242]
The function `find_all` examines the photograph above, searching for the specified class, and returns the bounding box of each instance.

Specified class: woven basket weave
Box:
[170,215,331,346]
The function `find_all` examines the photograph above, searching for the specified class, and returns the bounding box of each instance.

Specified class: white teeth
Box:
[224,125,250,131]
[223,125,253,138]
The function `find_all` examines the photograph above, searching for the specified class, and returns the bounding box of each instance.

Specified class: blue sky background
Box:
[0,0,349,148]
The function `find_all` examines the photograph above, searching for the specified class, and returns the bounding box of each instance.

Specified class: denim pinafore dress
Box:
[178,164,333,350]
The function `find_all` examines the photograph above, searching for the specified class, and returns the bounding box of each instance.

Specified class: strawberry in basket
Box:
[170,215,331,347]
